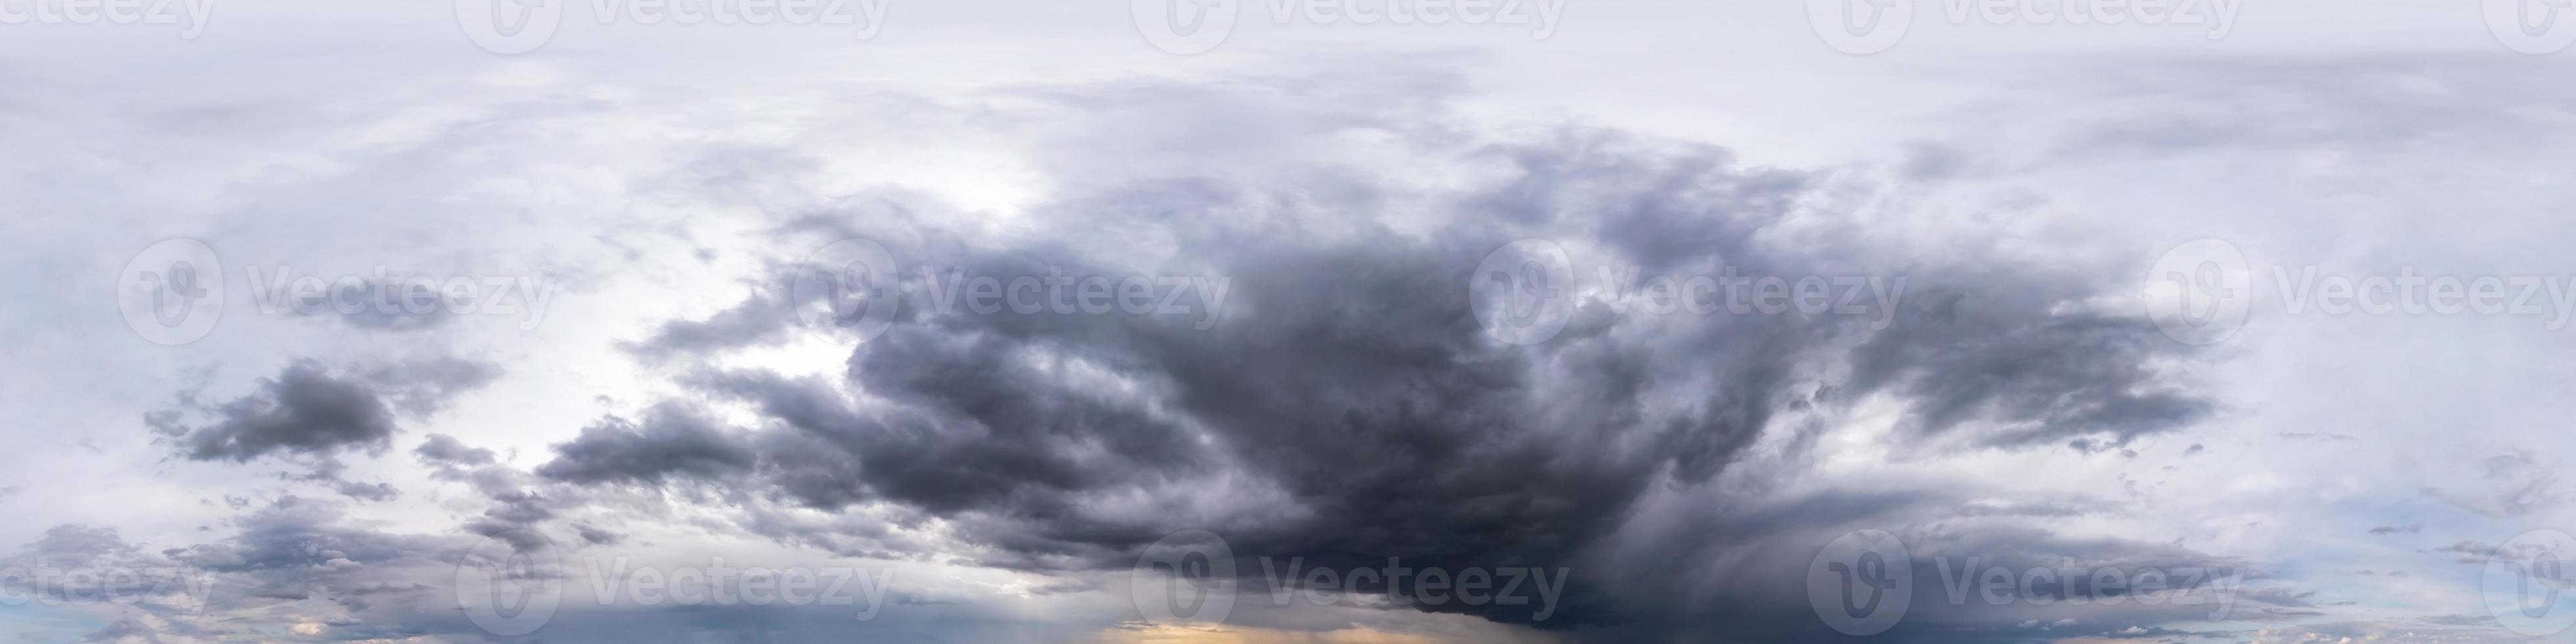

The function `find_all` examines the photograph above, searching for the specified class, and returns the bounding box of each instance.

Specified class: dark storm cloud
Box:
[556,79,2224,637]
[149,360,402,462]
[1565,485,2260,641]
[147,358,499,464]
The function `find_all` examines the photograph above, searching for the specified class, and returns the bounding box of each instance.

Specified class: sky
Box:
[5,0,2576,642]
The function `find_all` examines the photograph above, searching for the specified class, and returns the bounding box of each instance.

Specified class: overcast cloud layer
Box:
[6,1,2576,642]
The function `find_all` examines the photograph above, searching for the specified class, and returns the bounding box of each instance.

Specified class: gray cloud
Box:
[536,402,759,486]
[147,358,498,464]
[413,432,495,468]
[149,360,402,463]
[543,76,2226,636]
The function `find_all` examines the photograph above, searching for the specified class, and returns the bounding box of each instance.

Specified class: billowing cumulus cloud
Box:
[511,75,2233,639]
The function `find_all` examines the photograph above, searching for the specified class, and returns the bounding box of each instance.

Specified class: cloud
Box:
[147,358,499,464]
[148,360,404,463]
[2423,451,2562,518]
[509,74,2229,637]
[413,432,495,467]
[2428,539,2553,564]
[535,402,759,486]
